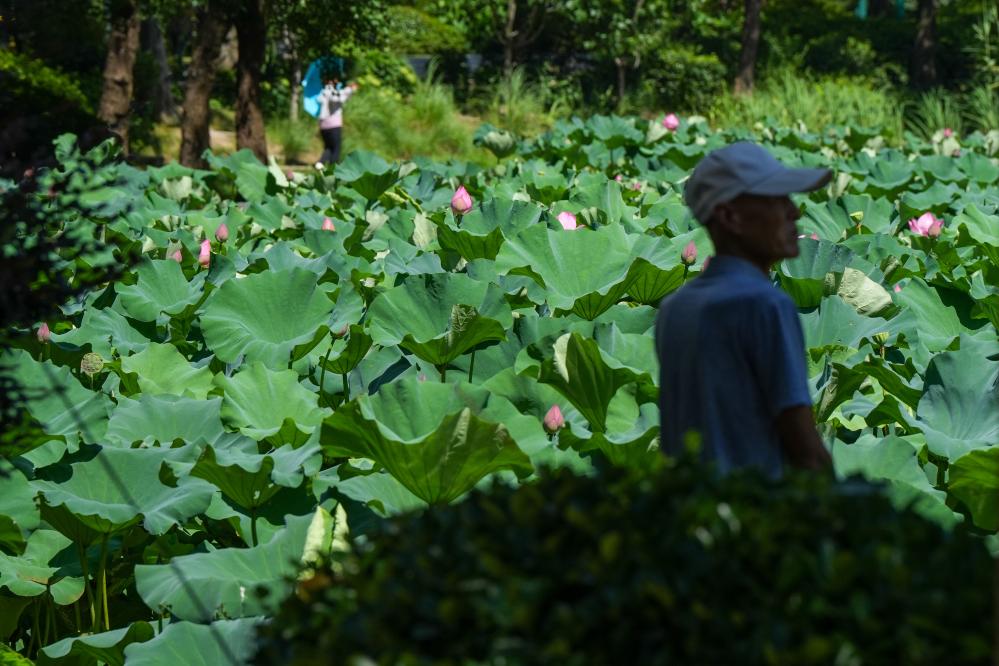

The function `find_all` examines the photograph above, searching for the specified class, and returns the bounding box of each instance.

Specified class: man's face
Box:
[719,194,802,264]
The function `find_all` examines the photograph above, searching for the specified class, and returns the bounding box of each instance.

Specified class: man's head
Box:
[684,142,831,268]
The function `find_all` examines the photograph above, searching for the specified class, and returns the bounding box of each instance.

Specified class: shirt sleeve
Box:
[750,294,812,419]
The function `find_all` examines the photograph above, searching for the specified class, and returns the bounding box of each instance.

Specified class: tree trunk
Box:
[234,0,268,162]
[142,18,177,121]
[734,0,763,95]
[502,0,517,77]
[179,0,228,168]
[289,58,301,121]
[97,0,141,153]
[911,0,938,89]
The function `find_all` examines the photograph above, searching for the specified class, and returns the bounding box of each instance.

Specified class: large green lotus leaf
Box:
[593,323,658,385]
[35,446,212,539]
[948,448,999,532]
[532,332,644,433]
[953,205,999,266]
[106,395,225,447]
[205,149,271,201]
[957,152,999,184]
[200,267,334,369]
[800,295,895,352]
[335,150,400,201]
[891,278,966,352]
[801,195,895,237]
[559,388,661,468]
[436,197,543,261]
[0,462,40,545]
[183,442,322,511]
[321,468,428,517]
[320,378,533,504]
[495,224,637,319]
[2,351,111,446]
[914,336,999,459]
[215,363,329,446]
[625,235,687,305]
[318,325,373,375]
[135,513,318,621]
[119,343,214,399]
[123,618,263,666]
[0,643,33,664]
[117,259,205,323]
[570,176,632,227]
[0,530,84,604]
[51,306,152,358]
[38,622,154,666]
[368,273,512,366]
[899,181,958,222]
[777,240,855,307]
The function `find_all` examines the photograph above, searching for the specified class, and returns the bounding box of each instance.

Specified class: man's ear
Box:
[711,202,741,236]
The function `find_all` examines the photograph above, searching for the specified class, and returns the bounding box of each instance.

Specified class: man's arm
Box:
[775,405,832,470]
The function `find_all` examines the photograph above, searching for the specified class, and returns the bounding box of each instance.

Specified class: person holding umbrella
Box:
[303,56,357,169]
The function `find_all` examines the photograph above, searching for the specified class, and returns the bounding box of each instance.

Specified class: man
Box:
[655,142,832,477]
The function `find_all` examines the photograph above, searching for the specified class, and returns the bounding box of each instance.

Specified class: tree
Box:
[141,17,177,121]
[97,0,142,152]
[488,0,553,77]
[233,0,268,162]
[911,0,938,89]
[179,0,229,168]
[734,0,762,94]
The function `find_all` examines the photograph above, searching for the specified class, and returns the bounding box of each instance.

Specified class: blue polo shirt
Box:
[654,255,812,478]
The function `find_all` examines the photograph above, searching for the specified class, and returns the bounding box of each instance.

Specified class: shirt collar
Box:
[702,254,772,282]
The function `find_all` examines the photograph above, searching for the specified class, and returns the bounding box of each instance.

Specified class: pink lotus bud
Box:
[169,249,183,262]
[322,217,336,231]
[943,128,953,138]
[451,186,473,215]
[810,233,819,240]
[893,284,902,293]
[632,181,642,191]
[557,211,579,231]
[614,174,623,182]
[543,405,565,433]
[37,322,51,343]
[198,239,211,268]
[908,212,943,237]
[662,113,680,131]
[681,241,697,265]
[214,223,229,242]
[285,170,295,181]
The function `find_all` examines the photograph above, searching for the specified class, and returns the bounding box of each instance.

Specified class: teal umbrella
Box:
[302,56,345,118]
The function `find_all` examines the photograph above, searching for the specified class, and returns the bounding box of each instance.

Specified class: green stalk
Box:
[342,373,349,402]
[468,350,476,382]
[317,333,335,407]
[42,590,52,646]
[250,507,259,547]
[438,365,446,382]
[97,535,110,632]
[73,599,82,635]
[49,594,59,642]
[30,600,40,657]
[75,543,97,631]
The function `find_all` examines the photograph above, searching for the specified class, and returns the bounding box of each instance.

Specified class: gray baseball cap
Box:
[684,142,832,224]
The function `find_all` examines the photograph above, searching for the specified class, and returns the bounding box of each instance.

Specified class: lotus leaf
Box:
[38,622,154,666]
[117,259,205,323]
[119,343,214,399]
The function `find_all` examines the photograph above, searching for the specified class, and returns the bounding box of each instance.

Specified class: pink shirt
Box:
[318,86,354,129]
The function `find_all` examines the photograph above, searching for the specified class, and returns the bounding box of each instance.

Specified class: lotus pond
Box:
[2,116,999,664]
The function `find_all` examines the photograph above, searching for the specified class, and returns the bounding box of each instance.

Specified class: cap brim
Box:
[744,167,832,196]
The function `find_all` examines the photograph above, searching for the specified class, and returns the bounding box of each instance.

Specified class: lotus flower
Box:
[198,239,212,268]
[894,284,902,293]
[662,113,680,131]
[451,186,473,215]
[37,322,50,343]
[543,405,565,433]
[632,181,643,191]
[322,217,336,231]
[943,128,953,138]
[215,223,229,242]
[614,174,623,183]
[169,249,183,262]
[908,212,943,237]
[285,169,295,182]
[810,232,819,240]
[681,241,697,265]
[557,211,579,231]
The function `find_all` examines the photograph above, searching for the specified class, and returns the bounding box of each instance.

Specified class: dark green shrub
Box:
[352,51,419,96]
[384,6,468,55]
[637,48,727,113]
[254,459,993,666]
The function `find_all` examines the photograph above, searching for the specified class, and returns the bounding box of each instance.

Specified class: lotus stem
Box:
[76,542,97,631]
[438,365,446,382]
[342,373,349,401]
[49,594,59,642]
[97,535,110,631]
[468,351,476,382]
[250,507,259,547]
[30,600,40,657]
[73,599,82,635]
[317,332,335,407]
[42,590,52,646]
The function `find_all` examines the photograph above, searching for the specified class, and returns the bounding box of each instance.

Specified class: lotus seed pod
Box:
[873,332,890,347]
[81,352,104,377]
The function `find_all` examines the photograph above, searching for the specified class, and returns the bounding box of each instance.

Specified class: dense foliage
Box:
[255,459,993,665]
[1,115,997,662]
